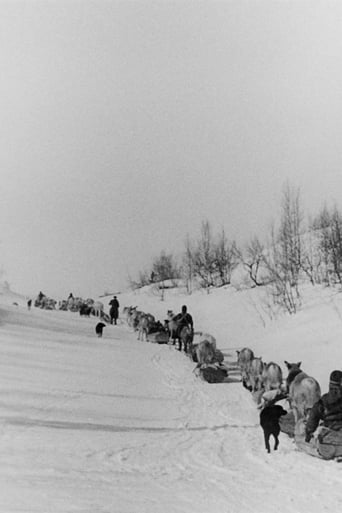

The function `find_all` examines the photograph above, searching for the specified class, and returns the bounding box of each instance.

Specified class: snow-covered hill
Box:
[1,282,342,512]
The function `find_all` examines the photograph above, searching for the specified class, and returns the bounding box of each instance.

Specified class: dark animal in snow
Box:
[95,322,106,338]
[79,303,92,317]
[260,404,287,453]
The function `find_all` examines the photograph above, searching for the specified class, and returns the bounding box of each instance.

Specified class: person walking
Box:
[109,296,120,325]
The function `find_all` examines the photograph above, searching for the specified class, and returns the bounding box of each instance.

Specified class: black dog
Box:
[260,405,287,453]
[95,322,106,338]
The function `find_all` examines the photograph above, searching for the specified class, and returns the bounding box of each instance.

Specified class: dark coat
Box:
[109,298,119,311]
[306,391,342,438]
[174,312,193,331]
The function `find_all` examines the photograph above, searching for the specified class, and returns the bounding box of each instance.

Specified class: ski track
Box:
[1,305,342,512]
[109,336,342,513]
[95,339,342,513]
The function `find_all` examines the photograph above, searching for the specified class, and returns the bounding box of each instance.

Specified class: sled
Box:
[297,428,342,460]
[195,363,228,383]
[147,331,169,344]
[290,419,342,460]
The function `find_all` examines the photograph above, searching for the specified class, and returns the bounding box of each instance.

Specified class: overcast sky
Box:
[1,0,342,298]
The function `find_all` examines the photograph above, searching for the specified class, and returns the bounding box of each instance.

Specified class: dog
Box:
[95,322,106,338]
[260,404,287,453]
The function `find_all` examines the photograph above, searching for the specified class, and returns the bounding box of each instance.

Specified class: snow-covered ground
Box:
[1,283,342,512]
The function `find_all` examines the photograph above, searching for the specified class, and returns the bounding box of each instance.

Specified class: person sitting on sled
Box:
[304,370,342,459]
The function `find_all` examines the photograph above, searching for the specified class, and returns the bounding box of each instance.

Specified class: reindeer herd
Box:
[121,307,327,454]
[34,292,323,449]
[34,292,323,431]
[122,306,229,382]
[237,347,322,448]
[33,292,110,321]
[121,306,322,426]
[32,293,332,455]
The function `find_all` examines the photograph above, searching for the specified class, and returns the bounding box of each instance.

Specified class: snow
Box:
[1,283,342,512]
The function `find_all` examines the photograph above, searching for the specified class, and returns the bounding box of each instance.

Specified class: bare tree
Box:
[238,236,268,287]
[300,227,320,285]
[152,251,179,282]
[263,225,299,314]
[262,184,304,314]
[151,251,180,300]
[278,182,303,289]
[127,269,151,290]
[213,229,239,286]
[315,205,333,285]
[327,206,342,285]
[182,234,194,294]
[309,205,331,284]
[310,204,342,286]
[192,220,216,292]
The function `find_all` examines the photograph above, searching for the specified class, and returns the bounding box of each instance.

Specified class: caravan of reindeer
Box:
[236,346,323,453]
[121,306,326,455]
[122,305,227,382]
[33,292,111,322]
[122,306,323,455]
[31,292,326,457]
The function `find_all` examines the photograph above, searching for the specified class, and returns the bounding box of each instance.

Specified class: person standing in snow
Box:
[109,295,120,325]
[67,293,74,310]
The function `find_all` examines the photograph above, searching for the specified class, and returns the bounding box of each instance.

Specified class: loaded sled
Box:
[147,331,169,344]
[194,362,229,383]
[293,419,342,460]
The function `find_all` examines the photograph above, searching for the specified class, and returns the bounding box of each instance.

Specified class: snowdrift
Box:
[1,281,342,512]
